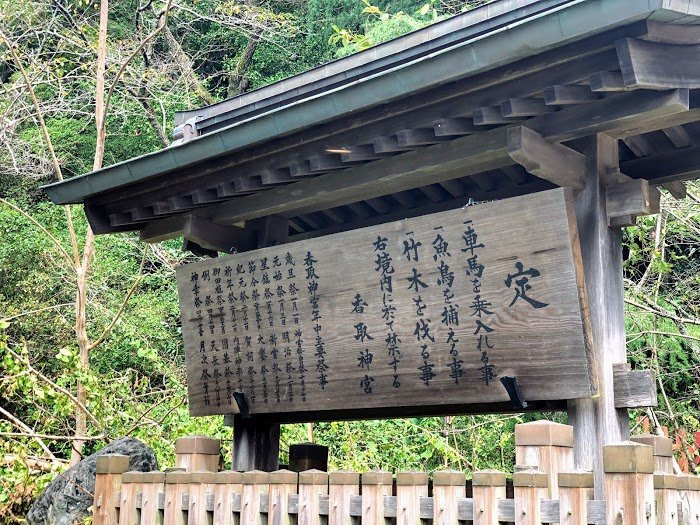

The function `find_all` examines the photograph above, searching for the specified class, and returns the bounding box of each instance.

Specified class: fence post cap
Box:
[513,469,548,488]
[654,473,677,489]
[630,434,673,457]
[269,469,298,485]
[329,471,360,485]
[299,469,329,485]
[362,470,392,486]
[96,454,130,474]
[515,420,573,447]
[690,476,700,491]
[472,470,507,487]
[175,435,221,455]
[433,469,465,486]
[675,475,700,490]
[142,471,166,483]
[215,471,244,484]
[396,471,429,486]
[557,470,594,488]
[190,472,218,483]
[165,471,192,483]
[242,470,271,484]
[122,471,147,483]
[603,441,654,473]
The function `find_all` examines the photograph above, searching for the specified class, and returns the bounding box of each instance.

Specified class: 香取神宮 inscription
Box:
[177,188,592,417]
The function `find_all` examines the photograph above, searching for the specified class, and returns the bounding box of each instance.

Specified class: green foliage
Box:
[0,0,699,520]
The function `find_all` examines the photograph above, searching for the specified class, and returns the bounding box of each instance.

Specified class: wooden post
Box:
[299,469,328,525]
[328,471,360,525]
[189,472,216,525]
[119,471,143,525]
[603,441,655,524]
[433,470,465,525]
[396,471,428,525]
[213,471,243,525]
[269,469,297,525]
[632,434,675,473]
[567,133,631,499]
[94,454,130,525]
[175,435,221,472]
[361,470,392,525]
[472,470,506,525]
[515,420,574,498]
[140,472,165,525]
[164,471,191,525]
[689,476,700,525]
[241,470,270,525]
[513,469,548,525]
[676,476,691,525]
[557,471,593,525]
[289,443,328,472]
[654,473,679,525]
[231,215,287,473]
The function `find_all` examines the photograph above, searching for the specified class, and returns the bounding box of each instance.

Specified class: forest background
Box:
[0,0,699,522]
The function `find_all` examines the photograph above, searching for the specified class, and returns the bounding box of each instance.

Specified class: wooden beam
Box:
[140,214,257,253]
[396,128,441,147]
[544,85,598,106]
[507,126,587,190]
[261,168,293,185]
[641,20,700,46]
[620,144,700,184]
[500,98,554,117]
[616,38,700,90]
[234,177,265,192]
[589,71,632,92]
[661,126,692,149]
[191,189,220,205]
[612,363,657,409]
[309,154,344,172]
[177,90,688,228]
[372,135,413,153]
[433,118,479,137]
[168,195,195,212]
[662,180,687,200]
[500,165,528,185]
[622,135,653,157]
[340,145,386,162]
[606,179,660,227]
[473,106,519,125]
[418,184,446,203]
[389,190,418,208]
[439,179,466,198]
[364,197,392,214]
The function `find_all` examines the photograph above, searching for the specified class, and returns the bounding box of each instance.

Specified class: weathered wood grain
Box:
[177,188,592,417]
[612,363,657,409]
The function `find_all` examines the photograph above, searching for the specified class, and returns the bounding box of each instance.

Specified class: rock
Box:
[27,437,157,525]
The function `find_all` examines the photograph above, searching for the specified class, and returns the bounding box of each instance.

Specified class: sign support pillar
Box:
[567,133,630,502]
[231,215,288,472]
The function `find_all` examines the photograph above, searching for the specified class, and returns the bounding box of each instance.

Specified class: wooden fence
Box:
[93,421,700,525]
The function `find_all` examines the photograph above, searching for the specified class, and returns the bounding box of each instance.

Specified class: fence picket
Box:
[472,470,506,525]
[433,470,465,525]
[329,471,359,525]
[396,471,428,525]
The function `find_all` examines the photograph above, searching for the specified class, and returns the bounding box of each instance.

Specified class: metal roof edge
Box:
[42,0,684,205]
[173,0,576,128]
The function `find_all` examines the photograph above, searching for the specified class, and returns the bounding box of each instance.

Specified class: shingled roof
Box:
[43,0,700,250]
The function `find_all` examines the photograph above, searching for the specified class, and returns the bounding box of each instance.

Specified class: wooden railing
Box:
[92,421,700,525]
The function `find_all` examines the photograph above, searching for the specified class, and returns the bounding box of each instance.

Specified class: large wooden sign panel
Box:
[177,188,592,417]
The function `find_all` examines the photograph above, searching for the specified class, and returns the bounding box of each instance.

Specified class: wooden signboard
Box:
[176,188,593,418]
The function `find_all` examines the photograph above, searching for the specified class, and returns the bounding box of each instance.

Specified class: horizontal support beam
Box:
[507,126,587,190]
[136,89,688,233]
[617,38,700,90]
[613,363,657,409]
[140,214,257,253]
[606,178,660,227]
[620,144,700,184]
